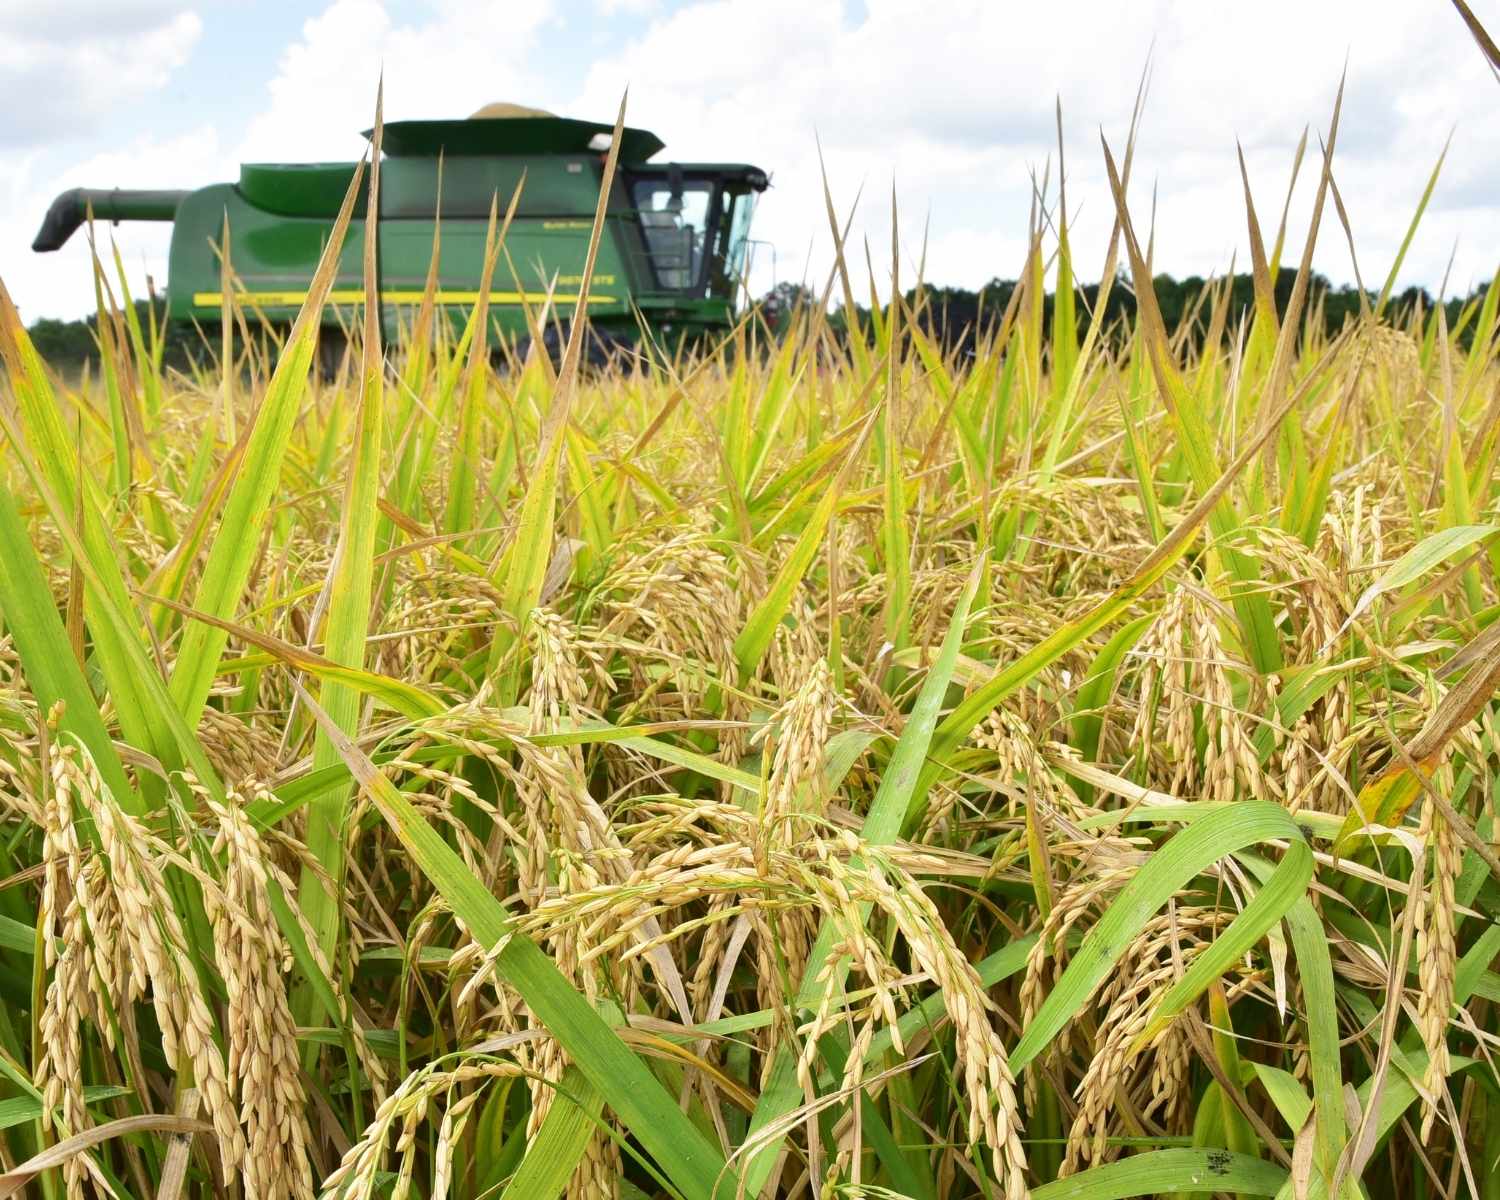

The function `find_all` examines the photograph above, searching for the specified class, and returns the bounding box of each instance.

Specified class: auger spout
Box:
[32,187,189,252]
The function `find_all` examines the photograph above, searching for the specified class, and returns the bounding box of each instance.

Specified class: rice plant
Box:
[1,82,1499,1200]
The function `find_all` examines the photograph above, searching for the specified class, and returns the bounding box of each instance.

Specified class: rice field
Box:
[1,90,1499,1200]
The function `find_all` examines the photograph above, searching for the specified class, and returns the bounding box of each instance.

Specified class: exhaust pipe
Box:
[32,187,189,252]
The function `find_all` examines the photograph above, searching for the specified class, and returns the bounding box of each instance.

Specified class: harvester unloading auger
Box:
[33,103,769,356]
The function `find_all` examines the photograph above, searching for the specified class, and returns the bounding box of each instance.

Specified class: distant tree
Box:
[25,300,208,375]
[907,285,984,353]
[782,269,1493,357]
[27,315,100,365]
[28,273,1473,377]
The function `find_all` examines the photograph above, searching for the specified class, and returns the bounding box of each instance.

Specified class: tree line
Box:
[26,301,205,374]
[757,271,1488,352]
[22,271,1491,371]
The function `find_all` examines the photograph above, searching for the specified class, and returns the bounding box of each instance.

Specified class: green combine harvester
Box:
[33,102,770,358]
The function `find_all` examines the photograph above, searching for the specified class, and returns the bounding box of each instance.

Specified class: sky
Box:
[2,0,1498,323]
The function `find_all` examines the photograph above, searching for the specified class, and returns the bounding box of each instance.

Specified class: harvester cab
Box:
[32,104,769,357]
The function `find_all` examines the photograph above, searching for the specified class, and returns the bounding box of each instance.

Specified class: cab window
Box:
[632,178,713,291]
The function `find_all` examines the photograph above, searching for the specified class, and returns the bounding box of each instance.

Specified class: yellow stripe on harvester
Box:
[191,289,616,307]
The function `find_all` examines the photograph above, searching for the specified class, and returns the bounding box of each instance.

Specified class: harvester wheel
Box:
[515,322,638,373]
[314,328,350,382]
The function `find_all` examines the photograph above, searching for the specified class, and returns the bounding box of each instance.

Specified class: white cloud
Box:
[6,0,1500,323]
[1,128,226,323]
[572,0,1500,300]
[0,4,201,149]
[0,1,207,321]
[0,1,192,38]
[4,0,563,320]
[596,0,662,14]
[238,0,559,164]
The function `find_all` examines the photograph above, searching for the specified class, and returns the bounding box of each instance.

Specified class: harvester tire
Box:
[314,328,350,382]
[516,322,637,373]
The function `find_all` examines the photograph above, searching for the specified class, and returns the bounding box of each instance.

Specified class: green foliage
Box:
[801,271,1489,355]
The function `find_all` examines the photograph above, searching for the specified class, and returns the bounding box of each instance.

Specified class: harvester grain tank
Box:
[33,104,770,354]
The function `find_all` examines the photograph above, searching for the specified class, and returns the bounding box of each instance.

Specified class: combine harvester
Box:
[33,102,770,360]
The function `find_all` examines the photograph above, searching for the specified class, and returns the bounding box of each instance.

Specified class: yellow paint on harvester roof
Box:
[191,289,616,307]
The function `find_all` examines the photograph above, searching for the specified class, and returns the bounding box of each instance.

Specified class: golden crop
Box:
[0,89,1496,1200]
